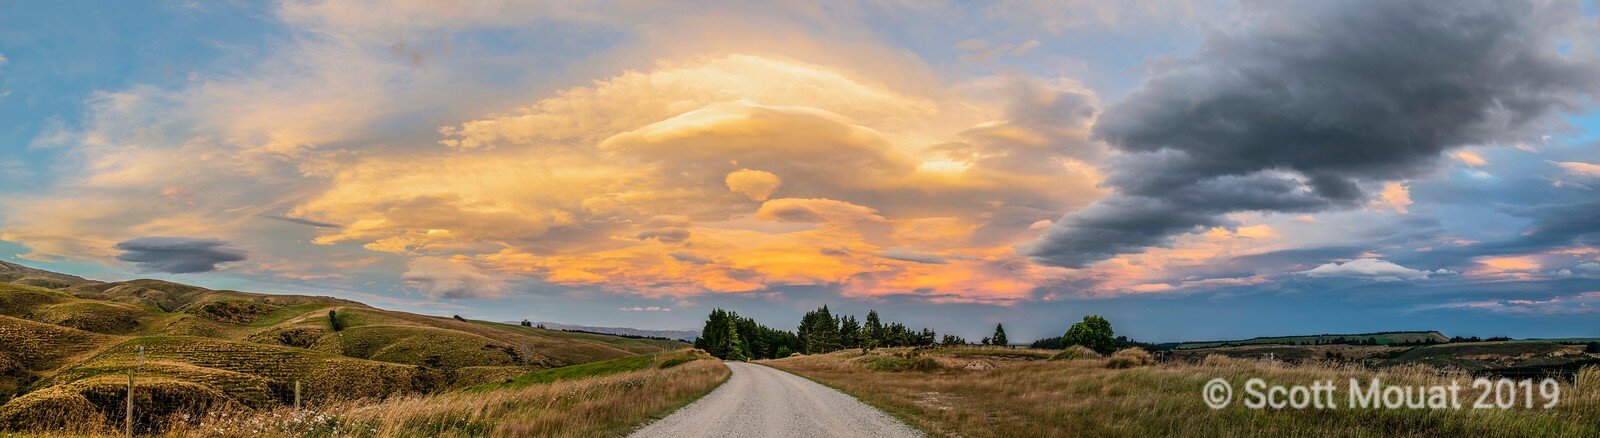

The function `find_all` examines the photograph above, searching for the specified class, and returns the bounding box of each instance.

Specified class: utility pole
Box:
[126,345,144,438]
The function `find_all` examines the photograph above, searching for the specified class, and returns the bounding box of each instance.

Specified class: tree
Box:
[798,305,842,354]
[864,310,884,350]
[990,324,1009,346]
[695,309,736,359]
[839,315,862,349]
[520,319,532,327]
[941,334,967,346]
[1062,315,1115,354]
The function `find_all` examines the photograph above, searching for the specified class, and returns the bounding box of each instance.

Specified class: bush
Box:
[859,352,942,372]
[328,310,344,331]
[1106,347,1155,369]
[1050,345,1101,360]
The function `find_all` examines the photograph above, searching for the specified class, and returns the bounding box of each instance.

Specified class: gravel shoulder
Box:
[629,361,922,438]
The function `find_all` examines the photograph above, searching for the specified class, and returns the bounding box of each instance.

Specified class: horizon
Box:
[4,0,1600,345]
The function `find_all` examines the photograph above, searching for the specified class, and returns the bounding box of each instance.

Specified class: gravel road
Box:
[629,361,922,438]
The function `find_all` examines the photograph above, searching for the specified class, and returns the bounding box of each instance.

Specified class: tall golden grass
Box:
[765,348,1600,437]
[10,358,727,437]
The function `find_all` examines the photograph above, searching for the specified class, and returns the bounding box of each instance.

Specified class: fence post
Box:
[127,345,144,437]
[294,380,301,409]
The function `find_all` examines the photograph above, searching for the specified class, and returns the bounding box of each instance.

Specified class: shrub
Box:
[1106,347,1155,369]
[859,352,942,372]
[1050,345,1101,360]
[328,310,344,331]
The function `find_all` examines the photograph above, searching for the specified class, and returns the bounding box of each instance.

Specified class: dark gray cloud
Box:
[114,236,247,273]
[1027,0,1600,268]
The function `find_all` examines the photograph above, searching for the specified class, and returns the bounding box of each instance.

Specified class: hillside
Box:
[532,321,700,342]
[0,261,688,432]
[1171,330,1449,349]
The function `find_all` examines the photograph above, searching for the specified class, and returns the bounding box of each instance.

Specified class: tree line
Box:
[694,305,1014,360]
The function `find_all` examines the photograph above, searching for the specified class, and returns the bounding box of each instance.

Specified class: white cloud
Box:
[619,306,672,312]
[402,256,506,299]
[1300,258,1450,282]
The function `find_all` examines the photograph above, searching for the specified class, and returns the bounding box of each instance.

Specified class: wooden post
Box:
[127,346,144,437]
[294,380,301,409]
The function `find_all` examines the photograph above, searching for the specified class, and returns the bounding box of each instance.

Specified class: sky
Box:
[2,0,1600,343]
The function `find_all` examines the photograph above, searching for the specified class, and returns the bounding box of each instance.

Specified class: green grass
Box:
[471,355,655,391]
[470,349,710,392]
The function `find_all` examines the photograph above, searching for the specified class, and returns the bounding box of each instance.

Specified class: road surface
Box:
[630,362,922,438]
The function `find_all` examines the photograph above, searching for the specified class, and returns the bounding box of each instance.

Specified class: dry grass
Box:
[1105,347,1155,369]
[765,347,1600,437]
[165,358,728,437]
[3,351,727,437]
[1050,345,1101,360]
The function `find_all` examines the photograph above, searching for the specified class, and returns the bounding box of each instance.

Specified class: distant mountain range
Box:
[529,321,700,342]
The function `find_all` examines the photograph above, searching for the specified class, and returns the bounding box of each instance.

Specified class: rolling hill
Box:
[1171,330,1449,349]
[0,261,688,432]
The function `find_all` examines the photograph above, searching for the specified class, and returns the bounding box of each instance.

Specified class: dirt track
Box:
[629,362,921,438]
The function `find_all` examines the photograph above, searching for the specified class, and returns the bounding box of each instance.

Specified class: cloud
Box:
[402,256,506,299]
[1451,151,1489,168]
[1425,292,1600,315]
[259,214,339,228]
[755,198,887,224]
[1300,258,1450,282]
[1369,182,1412,214]
[878,249,948,264]
[114,237,247,273]
[619,306,672,312]
[725,169,782,201]
[1555,161,1600,178]
[1027,0,1600,268]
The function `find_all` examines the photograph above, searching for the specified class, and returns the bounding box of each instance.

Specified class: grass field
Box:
[764,347,1600,437]
[0,262,694,435]
[9,350,728,437]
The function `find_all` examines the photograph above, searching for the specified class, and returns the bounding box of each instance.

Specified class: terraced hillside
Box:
[0,261,687,433]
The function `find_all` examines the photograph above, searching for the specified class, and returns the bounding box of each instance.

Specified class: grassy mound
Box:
[1050,345,1102,360]
[0,376,237,435]
[317,324,526,369]
[45,336,440,408]
[1105,347,1155,368]
[858,351,943,372]
[182,299,278,324]
[33,300,147,334]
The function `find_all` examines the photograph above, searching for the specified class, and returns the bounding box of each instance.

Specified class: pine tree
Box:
[722,316,748,361]
[798,305,843,354]
[695,309,733,358]
[991,323,1008,346]
[864,310,884,350]
[839,315,861,349]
